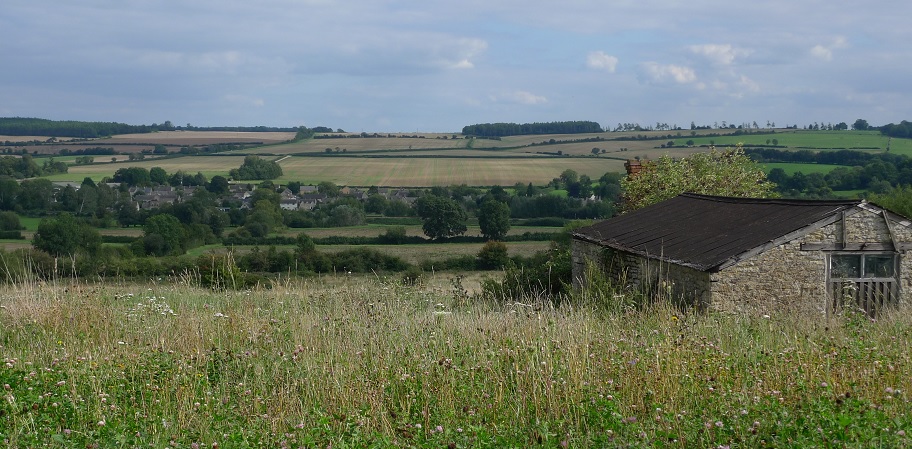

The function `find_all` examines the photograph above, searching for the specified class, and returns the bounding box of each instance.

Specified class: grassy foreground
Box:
[1,277,911,447]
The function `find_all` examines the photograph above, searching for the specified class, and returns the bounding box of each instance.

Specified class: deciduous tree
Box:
[621,145,776,212]
[415,195,467,240]
[33,213,101,256]
[478,199,511,241]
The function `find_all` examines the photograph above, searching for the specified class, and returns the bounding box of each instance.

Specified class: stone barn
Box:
[571,193,912,316]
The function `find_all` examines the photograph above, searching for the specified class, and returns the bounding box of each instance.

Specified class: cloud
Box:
[810,37,848,61]
[689,44,748,66]
[639,63,697,84]
[738,75,760,93]
[493,90,548,105]
[586,51,618,72]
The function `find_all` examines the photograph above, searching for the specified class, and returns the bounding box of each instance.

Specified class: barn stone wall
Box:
[573,205,912,313]
[570,239,711,309]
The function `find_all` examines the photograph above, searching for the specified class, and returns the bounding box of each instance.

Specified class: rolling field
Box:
[318,241,549,264]
[46,154,623,186]
[243,134,469,155]
[43,156,249,182]
[682,130,912,153]
[104,131,295,144]
[20,129,912,186]
[1,131,295,155]
[275,156,624,186]
[762,162,846,175]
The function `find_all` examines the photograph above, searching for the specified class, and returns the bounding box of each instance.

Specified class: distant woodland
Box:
[0,118,299,138]
[461,121,603,137]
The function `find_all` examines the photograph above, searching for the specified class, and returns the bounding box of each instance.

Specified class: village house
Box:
[571,193,912,317]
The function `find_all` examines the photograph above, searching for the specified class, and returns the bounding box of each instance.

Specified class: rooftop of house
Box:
[573,193,866,272]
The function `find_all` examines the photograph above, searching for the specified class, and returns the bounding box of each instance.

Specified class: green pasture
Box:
[762,162,845,175]
[683,130,904,151]
[277,225,560,239]
[16,215,42,231]
[317,241,549,264]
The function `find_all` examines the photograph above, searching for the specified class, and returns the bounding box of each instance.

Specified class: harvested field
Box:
[44,155,248,181]
[104,131,295,144]
[242,135,469,155]
[275,156,624,186]
[43,152,625,185]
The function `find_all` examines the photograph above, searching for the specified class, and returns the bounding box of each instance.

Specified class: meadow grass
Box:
[762,162,846,175]
[1,276,910,447]
[684,130,912,154]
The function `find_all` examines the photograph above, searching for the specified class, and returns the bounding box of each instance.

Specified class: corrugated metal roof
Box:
[573,193,860,272]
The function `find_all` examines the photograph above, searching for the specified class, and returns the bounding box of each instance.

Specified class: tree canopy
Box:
[478,199,511,241]
[462,121,603,137]
[229,156,283,180]
[32,213,101,257]
[415,195,467,240]
[621,146,777,212]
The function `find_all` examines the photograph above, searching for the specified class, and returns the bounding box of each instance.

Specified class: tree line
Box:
[461,121,603,137]
[0,117,307,138]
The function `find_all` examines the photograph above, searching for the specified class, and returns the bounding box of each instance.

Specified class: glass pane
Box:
[864,255,894,277]
[832,255,861,278]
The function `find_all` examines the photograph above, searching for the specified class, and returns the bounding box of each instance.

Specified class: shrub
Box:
[400,266,424,286]
[477,241,509,270]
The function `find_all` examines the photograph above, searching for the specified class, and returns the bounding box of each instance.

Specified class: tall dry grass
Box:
[1,275,910,447]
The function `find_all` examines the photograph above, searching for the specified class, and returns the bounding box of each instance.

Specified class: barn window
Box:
[831,254,895,278]
[829,253,898,316]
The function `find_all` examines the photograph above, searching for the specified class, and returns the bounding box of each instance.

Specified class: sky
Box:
[2,1,911,132]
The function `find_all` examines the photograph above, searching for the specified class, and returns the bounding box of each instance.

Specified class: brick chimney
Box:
[624,159,643,176]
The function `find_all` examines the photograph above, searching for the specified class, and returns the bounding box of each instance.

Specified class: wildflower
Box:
[97,420,106,426]
[898,430,906,437]
[820,382,828,388]
[715,421,724,428]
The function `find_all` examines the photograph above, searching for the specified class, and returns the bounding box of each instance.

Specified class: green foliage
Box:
[477,199,511,240]
[142,214,187,256]
[378,226,409,244]
[32,213,101,257]
[476,240,509,269]
[229,155,283,180]
[400,265,424,286]
[0,211,21,231]
[415,195,467,240]
[867,186,912,218]
[112,166,151,186]
[462,120,603,137]
[622,146,777,212]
